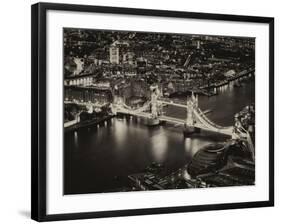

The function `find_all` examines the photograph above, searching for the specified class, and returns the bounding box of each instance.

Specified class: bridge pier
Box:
[115,112,125,119]
[183,125,201,137]
[146,117,160,126]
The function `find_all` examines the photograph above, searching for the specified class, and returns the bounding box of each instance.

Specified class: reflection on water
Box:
[150,131,168,163]
[114,119,127,148]
[64,80,255,194]
[64,119,228,194]
[185,138,201,156]
[74,131,78,149]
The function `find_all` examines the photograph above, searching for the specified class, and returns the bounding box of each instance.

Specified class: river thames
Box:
[64,80,255,194]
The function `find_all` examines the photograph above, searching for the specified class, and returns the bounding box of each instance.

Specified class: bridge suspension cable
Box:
[193,107,233,135]
[117,101,151,114]
[196,107,230,130]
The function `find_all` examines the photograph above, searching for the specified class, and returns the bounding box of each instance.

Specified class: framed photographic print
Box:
[31,2,274,222]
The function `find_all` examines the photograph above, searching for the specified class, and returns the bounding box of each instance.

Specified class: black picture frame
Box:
[31,2,274,222]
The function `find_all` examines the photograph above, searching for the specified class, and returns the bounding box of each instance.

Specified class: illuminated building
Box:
[109,46,119,64]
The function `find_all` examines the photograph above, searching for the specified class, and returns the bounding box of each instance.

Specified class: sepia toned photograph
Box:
[63,28,255,195]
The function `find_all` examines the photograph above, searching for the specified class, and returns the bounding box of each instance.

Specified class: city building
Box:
[109,46,120,64]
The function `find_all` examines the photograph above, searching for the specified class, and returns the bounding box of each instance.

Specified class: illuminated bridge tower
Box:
[147,85,161,126]
[183,92,200,137]
[151,92,158,119]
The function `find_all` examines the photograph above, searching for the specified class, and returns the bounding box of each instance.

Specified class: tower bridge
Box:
[112,91,234,135]
[111,85,252,142]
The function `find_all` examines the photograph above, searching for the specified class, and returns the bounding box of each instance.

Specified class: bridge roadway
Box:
[159,115,233,136]
[64,100,108,108]
[115,107,233,136]
[157,100,188,109]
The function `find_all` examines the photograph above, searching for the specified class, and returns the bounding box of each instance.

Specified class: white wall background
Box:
[0,0,279,223]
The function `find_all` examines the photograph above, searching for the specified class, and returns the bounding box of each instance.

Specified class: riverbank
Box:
[64,115,113,132]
